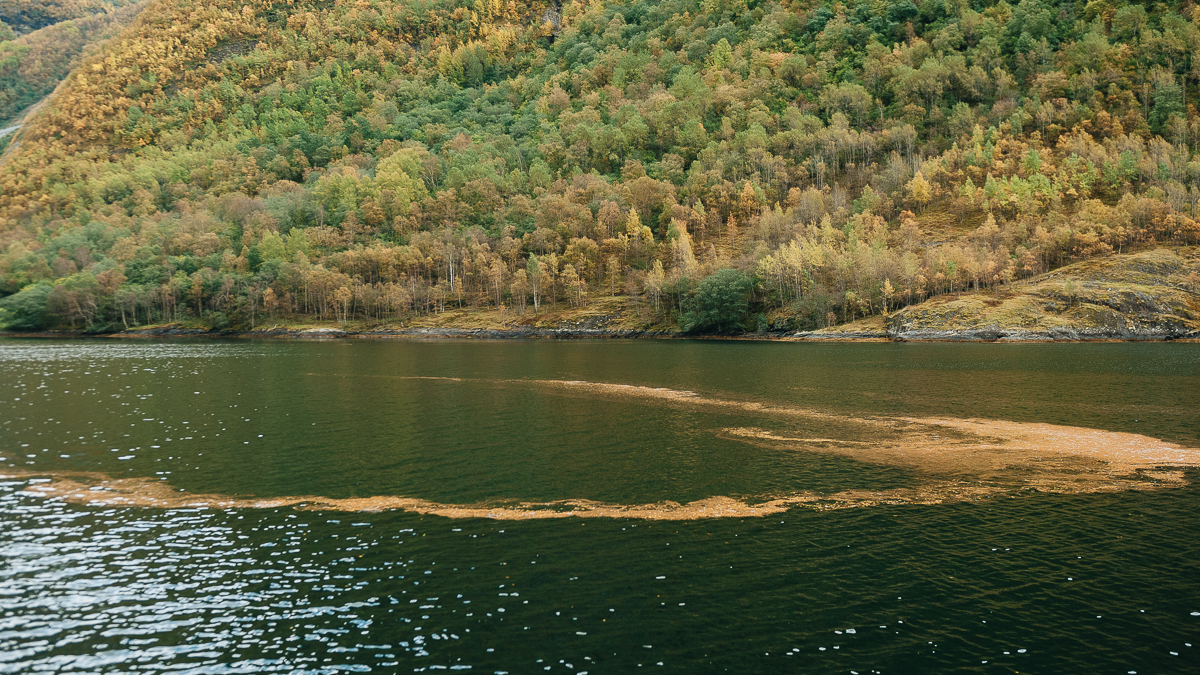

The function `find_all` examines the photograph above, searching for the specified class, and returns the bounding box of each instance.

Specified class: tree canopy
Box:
[681,268,752,333]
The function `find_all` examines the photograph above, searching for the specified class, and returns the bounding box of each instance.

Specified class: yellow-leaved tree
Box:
[908,170,932,213]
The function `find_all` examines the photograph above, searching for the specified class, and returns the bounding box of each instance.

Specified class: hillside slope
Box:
[0,0,142,35]
[3,0,1200,336]
[0,2,147,126]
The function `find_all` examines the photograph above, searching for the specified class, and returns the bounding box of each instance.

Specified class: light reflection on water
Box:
[4,477,1200,674]
[0,491,452,673]
[0,342,270,362]
[1,339,1199,673]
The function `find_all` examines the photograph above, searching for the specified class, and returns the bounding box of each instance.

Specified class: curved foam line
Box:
[5,471,810,519]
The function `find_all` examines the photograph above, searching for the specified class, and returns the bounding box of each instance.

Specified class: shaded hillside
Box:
[0,1,146,126]
[3,0,1200,335]
[0,0,141,35]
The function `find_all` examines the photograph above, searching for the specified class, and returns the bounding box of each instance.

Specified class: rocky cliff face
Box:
[883,249,1200,341]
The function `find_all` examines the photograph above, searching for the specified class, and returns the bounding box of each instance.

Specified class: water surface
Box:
[1,339,1198,672]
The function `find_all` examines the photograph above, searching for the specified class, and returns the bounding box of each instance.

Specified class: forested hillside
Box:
[0,1,146,126]
[2,0,1200,333]
[0,0,142,35]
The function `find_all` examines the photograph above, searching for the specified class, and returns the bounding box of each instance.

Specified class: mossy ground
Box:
[402,295,664,332]
[810,315,888,335]
[913,207,988,242]
[118,294,667,335]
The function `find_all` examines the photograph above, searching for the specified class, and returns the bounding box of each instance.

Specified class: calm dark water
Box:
[1,338,1199,673]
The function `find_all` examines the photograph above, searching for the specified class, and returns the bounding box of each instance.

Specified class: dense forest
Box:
[1,0,1200,333]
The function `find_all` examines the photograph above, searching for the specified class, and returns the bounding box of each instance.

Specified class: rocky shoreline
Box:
[887,327,1200,341]
[0,323,679,340]
[126,324,674,340]
[5,323,1199,342]
[794,328,1200,341]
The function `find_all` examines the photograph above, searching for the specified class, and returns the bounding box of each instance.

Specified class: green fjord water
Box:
[1,338,1198,673]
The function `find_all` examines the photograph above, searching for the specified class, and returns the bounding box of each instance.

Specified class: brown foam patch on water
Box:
[377,376,861,423]
[722,417,1199,496]
[900,417,1200,470]
[518,378,1200,484]
[502,379,1200,466]
[508,378,1200,498]
[511,378,861,424]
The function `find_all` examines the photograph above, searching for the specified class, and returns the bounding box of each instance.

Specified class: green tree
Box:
[680,268,752,334]
[1023,148,1043,174]
[1149,71,1184,136]
[708,38,732,69]
[0,282,52,329]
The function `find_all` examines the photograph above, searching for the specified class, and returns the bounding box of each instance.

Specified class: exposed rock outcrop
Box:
[881,248,1200,341]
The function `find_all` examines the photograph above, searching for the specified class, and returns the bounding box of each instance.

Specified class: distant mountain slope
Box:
[1,0,1200,335]
[0,1,147,126]
[0,0,142,35]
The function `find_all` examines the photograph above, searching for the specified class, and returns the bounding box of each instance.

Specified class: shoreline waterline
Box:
[4,328,1198,342]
